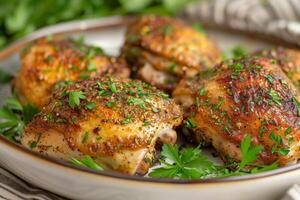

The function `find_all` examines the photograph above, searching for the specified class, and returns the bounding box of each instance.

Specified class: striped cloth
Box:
[0,167,65,200]
[183,0,300,46]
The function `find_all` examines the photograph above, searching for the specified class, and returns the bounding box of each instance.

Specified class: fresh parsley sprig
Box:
[0,96,39,142]
[149,144,215,179]
[149,135,278,179]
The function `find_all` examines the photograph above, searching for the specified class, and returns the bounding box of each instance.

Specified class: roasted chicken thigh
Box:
[14,37,130,108]
[173,57,300,166]
[122,15,221,92]
[255,47,300,90]
[21,76,183,175]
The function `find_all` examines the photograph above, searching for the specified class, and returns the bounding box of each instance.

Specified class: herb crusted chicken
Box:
[21,76,183,175]
[14,37,130,109]
[255,47,300,90]
[122,15,221,92]
[173,57,300,166]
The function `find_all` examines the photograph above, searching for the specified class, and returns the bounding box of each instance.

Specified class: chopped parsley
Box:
[108,82,117,93]
[157,92,169,99]
[30,133,42,149]
[82,131,89,144]
[122,115,133,125]
[98,90,109,97]
[106,101,114,108]
[268,89,282,105]
[85,102,96,110]
[127,97,146,109]
[271,146,290,156]
[199,87,206,96]
[269,132,283,145]
[230,63,244,79]
[79,74,90,79]
[184,118,197,129]
[87,62,98,71]
[292,96,300,116]
[264,74,273,83]
[284,127,292,136]
[68,91,86,109]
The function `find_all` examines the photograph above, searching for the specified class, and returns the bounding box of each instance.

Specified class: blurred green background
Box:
[0,0,196,49]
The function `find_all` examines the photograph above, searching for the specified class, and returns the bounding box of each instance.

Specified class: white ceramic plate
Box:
[0,16,299,200]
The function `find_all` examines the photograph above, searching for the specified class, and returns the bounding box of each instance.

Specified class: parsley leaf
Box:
[268,89,282,105]
[68,91,86,109]
[85,102,96,110]
[184,118,197,129]
[149,144,214,179]
[70,156,103,170]
[150,136,275,180]
[0,96,39,142]
[239,135,263,169]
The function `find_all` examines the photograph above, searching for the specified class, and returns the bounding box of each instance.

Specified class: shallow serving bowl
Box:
[0,16,299,200]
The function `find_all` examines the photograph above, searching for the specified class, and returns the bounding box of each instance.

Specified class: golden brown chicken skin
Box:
[122,15,221,92]
[255,47,300,90]
[173,57,300,166]
[21,76,183,175]
[14,37,130,109]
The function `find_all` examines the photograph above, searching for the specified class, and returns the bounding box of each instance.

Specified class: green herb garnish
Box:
[184,118,197,129]
[86,102,96,110]
[87,62,98,71]
[82,131,89,144]
[149,144,214,179]
[0,96,39,142]
[149,135,277,180]
[268,89,282,105]
[264,74,273,83]
[68,91,86,109]
[70,156,103,170]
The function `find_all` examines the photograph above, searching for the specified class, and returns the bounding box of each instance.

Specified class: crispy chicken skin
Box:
[173,57,300,166]
[122,15,221,92]
[14,37,130,108]
[21,76,183,175]
[255,47,300,90]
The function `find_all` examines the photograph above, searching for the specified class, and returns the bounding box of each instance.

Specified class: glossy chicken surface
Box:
[21,76,183,175]
[173,57,300,166]
[14,37,130,108]
[122,15,221,92]
[255,47,300,90]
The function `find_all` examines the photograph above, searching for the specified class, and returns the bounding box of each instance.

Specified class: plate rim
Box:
[0,15,300,185]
